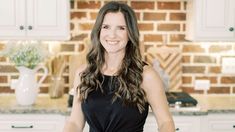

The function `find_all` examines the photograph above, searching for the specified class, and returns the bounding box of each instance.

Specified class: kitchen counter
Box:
[0,94,69,115]
[170,94,235,116]
[0,94,235,116]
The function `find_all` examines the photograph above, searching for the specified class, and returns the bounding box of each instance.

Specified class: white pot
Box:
[14,65,48,106]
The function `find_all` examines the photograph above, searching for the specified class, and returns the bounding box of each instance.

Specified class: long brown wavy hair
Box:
[78,1,147,113]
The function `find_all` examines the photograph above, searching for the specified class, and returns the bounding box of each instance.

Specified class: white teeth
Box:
[107,40,118,45]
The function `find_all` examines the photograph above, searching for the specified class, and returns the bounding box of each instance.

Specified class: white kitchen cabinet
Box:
[173,115,201,132]
[186,0,235,41]
[202,114,235,132]
[144,112,201,132]
[0,114,65,132]
[0,0,70,40]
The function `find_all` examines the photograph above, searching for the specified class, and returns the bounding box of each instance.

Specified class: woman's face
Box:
[100,12,129,54]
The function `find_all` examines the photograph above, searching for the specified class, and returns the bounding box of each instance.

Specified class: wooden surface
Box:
[146,46,182,91]
[69,40,89,89]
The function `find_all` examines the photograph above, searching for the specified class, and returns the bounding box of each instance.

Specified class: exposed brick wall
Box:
[0,0,235,94]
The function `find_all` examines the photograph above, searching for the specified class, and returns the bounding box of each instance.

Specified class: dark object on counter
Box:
[166,92,198,107]
[67,94,74,107]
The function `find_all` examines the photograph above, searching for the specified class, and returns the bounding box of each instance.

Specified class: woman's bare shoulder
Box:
[143,65,159,78]
[142,65,163,90]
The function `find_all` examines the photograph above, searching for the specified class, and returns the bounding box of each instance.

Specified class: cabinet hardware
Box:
[28,26,33,30]
[175,128,180,131]
[11,125,33,129]
[19,26,24,30]
[229,27,234,32]
[233,125,235,128]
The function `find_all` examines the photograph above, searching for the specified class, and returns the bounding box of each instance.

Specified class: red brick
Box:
[183,45,205,53]
[39,86,48,93]
[208,87,230,94]
[78,44,85,52]
[144,34,162,42]
[170,13,186,21]
[181,87,203,94]
[209,45,232,53]
[221,77,235,84]
[170,34,186,42]
[0,43,5,50]
[79,23,93,31]
[131,1,155,10]
[182,76,192,84]
[209,66,221,73]
[90,12,98,20]
[0,57,6,62]
[182,56,190,63]
[158,24,180,31]
[183,24,186,31]
[71,34,88,41]
[0,76,7,83]
[183,66,205,73]
[70,1,74,9]
[135,12,141,20]
[209,77,218,84]
[70,23,74,30]
[0,86,14,93]
[193,56,216,63]
[77,1,101,9]
[157,2,181,10]
[138,23,153,31]
[184,2,187,10]
[71,12,86,19]
[143,13,166,21]
[61,44,75,52]
[0,65,17,73]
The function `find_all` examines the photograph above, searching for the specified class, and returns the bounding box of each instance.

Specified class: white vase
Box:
[14,65,48,106]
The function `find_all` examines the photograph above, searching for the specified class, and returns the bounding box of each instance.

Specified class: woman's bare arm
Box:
[63,65,87,132]
[142,66,175,132]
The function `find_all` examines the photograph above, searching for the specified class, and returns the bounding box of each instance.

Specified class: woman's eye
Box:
[102,25,109,29]
[119,26,126,30]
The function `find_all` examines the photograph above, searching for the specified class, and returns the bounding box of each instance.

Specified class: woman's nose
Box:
[108,29,117,38]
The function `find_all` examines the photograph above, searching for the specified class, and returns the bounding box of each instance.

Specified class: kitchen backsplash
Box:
[0,0,235,94]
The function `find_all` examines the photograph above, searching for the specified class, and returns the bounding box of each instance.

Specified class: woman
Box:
[63,1,175,132]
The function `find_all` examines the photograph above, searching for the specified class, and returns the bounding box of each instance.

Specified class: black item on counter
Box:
[67,94,74,107]
[166,92,198,107]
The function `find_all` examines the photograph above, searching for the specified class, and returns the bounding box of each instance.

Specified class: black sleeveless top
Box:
[81,74,149,132]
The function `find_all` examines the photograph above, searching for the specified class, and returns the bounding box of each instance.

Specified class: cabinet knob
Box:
[28,26,33,30]
[19,26,24,30]
[175,128,180,131]
[229,27,234,32]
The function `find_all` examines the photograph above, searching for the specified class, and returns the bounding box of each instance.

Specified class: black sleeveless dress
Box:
[81,74,149,132]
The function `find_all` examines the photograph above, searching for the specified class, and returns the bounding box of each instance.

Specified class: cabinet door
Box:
[0,0,26,38]
[186,0,235,41]
[197,0,235,39]
[206,114,235,132]
[26,0,70,40]
[144,113,202,132]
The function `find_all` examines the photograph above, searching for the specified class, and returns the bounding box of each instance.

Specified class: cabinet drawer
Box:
[0,121,57,130]
[209,121,235,131]
[173,116,201,132]
[207,114,235,132]
[0,114,65,132]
